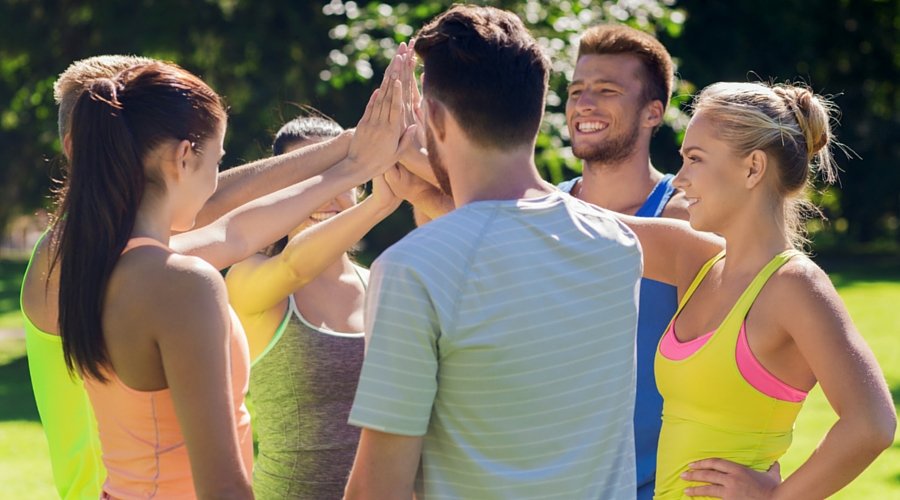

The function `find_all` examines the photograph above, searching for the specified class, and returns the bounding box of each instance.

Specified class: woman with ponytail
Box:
[610,82,895,498]
[51,58,407,498]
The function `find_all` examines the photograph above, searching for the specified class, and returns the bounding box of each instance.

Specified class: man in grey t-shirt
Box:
[345,6,642,499]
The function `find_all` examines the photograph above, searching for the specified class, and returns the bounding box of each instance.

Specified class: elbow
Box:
[870,411,897,452]
[852,410,897,455]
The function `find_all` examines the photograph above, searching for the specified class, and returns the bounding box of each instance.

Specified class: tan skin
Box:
[624,111,895,499]
[225,136,402,361]
[565,53,689,220]
[25,54,408,499]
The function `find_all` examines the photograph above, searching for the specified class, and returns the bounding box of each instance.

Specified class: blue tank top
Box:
[558,174,677,499]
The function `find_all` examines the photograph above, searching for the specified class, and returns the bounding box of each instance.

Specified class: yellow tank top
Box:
[654,250,804,499]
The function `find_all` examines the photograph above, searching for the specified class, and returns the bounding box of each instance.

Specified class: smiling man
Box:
[560,24,690,500]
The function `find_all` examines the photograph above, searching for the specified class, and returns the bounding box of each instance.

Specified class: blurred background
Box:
[0,0,897,497]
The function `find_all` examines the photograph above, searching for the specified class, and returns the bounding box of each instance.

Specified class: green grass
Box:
[0,256,897,498]
[0,258,27,329]
[0,339,56,498]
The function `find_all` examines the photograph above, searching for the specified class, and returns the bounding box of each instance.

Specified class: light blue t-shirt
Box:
[560,175,679,499]
[350,191,642,499]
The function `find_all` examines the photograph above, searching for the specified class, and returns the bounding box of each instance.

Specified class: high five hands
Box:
[347,45,408,178]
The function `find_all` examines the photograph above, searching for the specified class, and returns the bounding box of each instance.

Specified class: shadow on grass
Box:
[0,353,40,422]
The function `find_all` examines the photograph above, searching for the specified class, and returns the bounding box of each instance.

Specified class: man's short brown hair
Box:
[578,24,674,111]
[54,55,156,139]
[414,5,550,149]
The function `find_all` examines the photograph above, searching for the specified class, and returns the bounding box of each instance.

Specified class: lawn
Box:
[0,255,897,498]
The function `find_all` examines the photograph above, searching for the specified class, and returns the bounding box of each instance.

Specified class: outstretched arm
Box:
[171,52,408,269]
[226,174,401,317]
[191,130,353,230]
[617,215,723,287]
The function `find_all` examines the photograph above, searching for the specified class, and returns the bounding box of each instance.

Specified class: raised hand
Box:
[347,52,407,177]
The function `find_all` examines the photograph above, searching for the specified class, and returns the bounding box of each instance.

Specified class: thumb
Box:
[767,461,781,479]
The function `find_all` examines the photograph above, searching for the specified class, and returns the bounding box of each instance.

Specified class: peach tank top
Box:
[84,238,252,499]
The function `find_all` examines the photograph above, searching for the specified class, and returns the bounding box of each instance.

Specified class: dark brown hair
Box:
[578,24,674,113]
[414,5,549,149]
[51,62,226,380]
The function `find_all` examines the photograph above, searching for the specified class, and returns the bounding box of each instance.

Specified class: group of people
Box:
[20,4,894,499]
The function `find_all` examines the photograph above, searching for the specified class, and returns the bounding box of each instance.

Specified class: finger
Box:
[767,461,782,480]
[684,485,726,498]
[389,78,403,126]
[379,53,402,95]
[371,87,386,123]
[681,469,728,485]
[359,89,379,126]
[378,71,398,122]
[690,459,740,474]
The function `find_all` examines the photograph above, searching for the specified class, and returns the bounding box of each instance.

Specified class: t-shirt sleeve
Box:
[348,252,440,436]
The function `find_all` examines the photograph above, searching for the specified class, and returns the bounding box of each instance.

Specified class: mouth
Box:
[309,211,339,223]
[574,120,609,134]
[684,197,700,208]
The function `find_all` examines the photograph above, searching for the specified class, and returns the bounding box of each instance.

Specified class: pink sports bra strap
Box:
[121,237,171,255]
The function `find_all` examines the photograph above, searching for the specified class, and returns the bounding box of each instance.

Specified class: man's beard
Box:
[425,124,453,197]
[571,117,640,166]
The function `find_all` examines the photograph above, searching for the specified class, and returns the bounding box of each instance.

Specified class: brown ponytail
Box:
[50,62,225,380]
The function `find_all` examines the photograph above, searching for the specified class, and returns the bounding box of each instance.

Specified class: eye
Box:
[568,88,582,97]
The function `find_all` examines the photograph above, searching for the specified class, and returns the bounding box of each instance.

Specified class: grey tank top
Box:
[250,270,366,500]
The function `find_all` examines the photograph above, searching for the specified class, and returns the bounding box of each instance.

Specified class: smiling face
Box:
[566,53,649,165]
[674,111,751,233]
[283,137,358,238]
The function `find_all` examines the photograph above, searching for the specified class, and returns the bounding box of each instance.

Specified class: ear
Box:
[164,139,194,184]
[425,98,447,141]
[62,133,73,160]
[642,100,664,129]
[744,149,768,189]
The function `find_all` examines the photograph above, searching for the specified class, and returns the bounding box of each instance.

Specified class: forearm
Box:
[774,417,893,499]
[174,157,371,270]
[408,189,453,223]
[226,197,395,316]
[280,197,396,287]
[194,131,353,228]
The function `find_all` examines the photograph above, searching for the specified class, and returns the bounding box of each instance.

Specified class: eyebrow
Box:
[679,146,706,156]
[568,78,624,88]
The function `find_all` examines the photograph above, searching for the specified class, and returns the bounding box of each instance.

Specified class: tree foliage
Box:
[0,0,895,251]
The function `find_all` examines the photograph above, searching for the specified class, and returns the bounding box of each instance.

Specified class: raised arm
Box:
[155,259,253,499]
[192,129,353,229]
[225,174,401,317]
[171,53,407,269]
[617,215,723,287]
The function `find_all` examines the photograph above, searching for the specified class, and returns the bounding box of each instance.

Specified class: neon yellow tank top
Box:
[21,233,105,499]
[654,250,804,499]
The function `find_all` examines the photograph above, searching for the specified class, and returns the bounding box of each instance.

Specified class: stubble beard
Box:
[571,116,641,167]
[426,125,453,197]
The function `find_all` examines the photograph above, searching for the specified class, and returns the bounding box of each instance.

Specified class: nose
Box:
[574,91,596,115]
[672,165,689,190]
